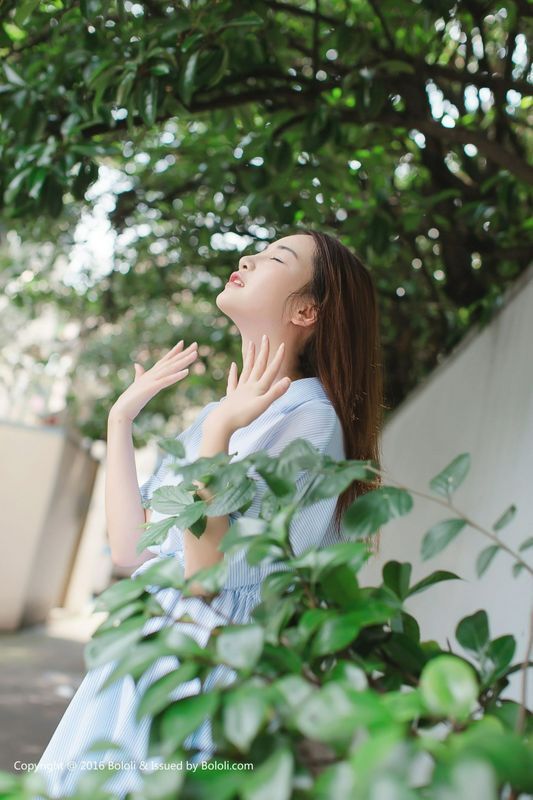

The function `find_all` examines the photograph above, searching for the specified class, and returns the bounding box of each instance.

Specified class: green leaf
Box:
[206,476,256,516]
[482,635,516,684]
[326,660,368,691]
[512,561,525,577]
[223,12,264,28]
[342,487,413,539]
[160,691,220,749]
[382,561,412,599]
[295,684,392,744]
[518,537,533,552]
[429,453,471,497]
[319,564,362,607]
[150,483,194,513]
[222,685,268,752]
[14,0,40,26]
[290,541,368,573]
[101,640,176,690]
[85,614,147,669]
[135,556,184,589]
[311,602,393,658]
[158,438,186,458]
[407,569,462,597]
[492,504,517,531]
[93,577,146,613]
[136,662,199,721]
[179,50,199,105]
[95,599,147,633]
[419,654,479,721]
[304,462,375,503]
[142,75,159,127]
[195,45,228,90]
[3,22,26,42]
[272,675,314,713]
[3,63,26,86]
[456,610,490,656]
[476,545,500,577]
[136,516,182,552]
[182,558,228,595]
[311,613,362,657]
[241,748,293,800]
[421,518,467,560]
[216,625,264,670]
[159,626,207,659]
[172,500,208,530]
[381,632,427,673]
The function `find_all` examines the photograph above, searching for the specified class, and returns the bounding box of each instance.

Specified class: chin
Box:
[215,290,234,316]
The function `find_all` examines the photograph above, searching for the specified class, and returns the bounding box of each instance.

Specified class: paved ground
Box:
[0,607,105,773]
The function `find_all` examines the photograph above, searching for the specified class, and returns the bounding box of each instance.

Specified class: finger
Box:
[250,334,270,380]
[169,347,198,368]
[227,362,238,393]
[155,347,198,375]
[265,376,291,402]
[159,340,197,366]
[159,339,185,363]
[240,340,255,382]
[155,367,191,387]
[133,362,145,380]
[257,342,285,390]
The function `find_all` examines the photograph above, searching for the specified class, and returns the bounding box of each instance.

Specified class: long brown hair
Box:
[286,230,385,554]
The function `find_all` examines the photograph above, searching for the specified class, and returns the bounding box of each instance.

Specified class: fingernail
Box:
[262,334,267,341]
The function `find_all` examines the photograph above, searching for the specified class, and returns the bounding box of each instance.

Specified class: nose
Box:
[239,254,254,271]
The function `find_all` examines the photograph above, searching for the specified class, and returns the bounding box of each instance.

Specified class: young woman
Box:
[35,230,384,798]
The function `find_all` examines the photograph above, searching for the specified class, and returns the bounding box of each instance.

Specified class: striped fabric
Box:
[34,377,347,799]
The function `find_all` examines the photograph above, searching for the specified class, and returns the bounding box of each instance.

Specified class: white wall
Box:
[359,265,533,704]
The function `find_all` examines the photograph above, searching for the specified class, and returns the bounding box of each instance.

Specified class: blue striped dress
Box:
[34,377,346,799]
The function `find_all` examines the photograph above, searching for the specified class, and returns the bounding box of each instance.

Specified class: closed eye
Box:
[270,257,284,263]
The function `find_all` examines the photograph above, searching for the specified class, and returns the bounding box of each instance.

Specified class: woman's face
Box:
[216,234,316,330]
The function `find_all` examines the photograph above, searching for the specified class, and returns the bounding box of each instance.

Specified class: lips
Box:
[228,272,245,287]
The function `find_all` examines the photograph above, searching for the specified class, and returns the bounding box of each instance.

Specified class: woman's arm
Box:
[181,417,233,595]
[105,410,156,568]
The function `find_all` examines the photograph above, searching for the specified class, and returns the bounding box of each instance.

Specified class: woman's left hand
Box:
[206,335,291,434]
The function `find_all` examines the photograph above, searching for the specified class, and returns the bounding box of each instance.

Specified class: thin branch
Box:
[340,107,533,184]
[516,608,533,734]
[368,0,396,51]
[312,0,320,74]
[261,0,340,26]
[373,467,533,576]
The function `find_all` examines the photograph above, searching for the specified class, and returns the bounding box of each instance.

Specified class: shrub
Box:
[5,446,532,800]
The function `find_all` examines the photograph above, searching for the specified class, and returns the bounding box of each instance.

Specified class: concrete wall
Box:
[359,265,533,704]
[0,422,98,630]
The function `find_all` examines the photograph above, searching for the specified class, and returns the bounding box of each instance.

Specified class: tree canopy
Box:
[0,0,531,441]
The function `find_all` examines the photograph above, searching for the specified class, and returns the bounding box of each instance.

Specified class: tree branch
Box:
[368,0,396,51]
[261,0,340,26]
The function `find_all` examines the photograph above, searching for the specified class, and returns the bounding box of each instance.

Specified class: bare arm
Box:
[104,339,199,568]
[105,411,159,569]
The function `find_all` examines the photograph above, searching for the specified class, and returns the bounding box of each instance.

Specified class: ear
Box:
[292,300,318,329]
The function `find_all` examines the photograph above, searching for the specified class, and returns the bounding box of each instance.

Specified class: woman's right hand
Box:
[109,340,199,423]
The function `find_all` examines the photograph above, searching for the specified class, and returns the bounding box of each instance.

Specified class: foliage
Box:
[3,444,532,799]
[0,1,532,440]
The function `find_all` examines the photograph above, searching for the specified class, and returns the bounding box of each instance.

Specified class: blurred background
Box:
[0,0,531,771]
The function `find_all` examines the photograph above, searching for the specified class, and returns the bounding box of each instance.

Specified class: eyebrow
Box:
[276,245,299,260]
